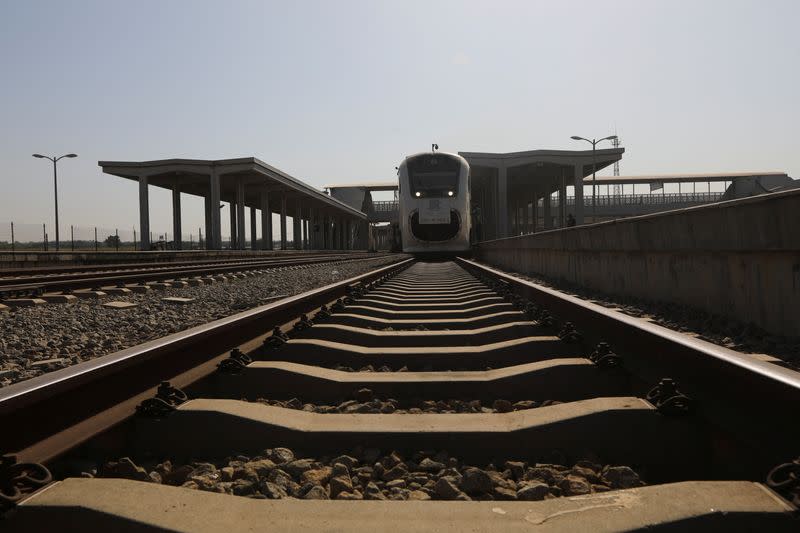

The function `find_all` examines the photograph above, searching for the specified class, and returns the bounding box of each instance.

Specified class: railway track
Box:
[0,252,384,299]
[1,258,798,531]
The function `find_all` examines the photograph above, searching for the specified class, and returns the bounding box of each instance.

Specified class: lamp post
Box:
[32,153,77,251]
[569,135,617,223]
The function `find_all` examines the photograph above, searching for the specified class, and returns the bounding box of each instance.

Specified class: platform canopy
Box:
[324,181,398,192]
[100,157,366,251]
[459,148,625,238]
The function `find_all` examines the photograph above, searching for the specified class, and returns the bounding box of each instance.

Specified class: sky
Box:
[1,0,798,241]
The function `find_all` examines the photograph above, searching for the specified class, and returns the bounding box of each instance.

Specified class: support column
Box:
[323,214,330,249]
[316,209,325,250]
[531,194,538,234]
[139,175,150,250]
[293,200,302,250]
[522,197,529,234]
[302,216,308,249]
[250,207,257,250]
[497,165,508,238]
[280,193,287,250]
[229,201,237,249]
[236,179,246,250]
[204,195,212,249]
[260,190,272,250]
[209,167,222,250]
[574,162,584,225]
[558,171,567,228]
[171,183,182,250]
[344,219,350,249]
[308,207,315,249]
[543,192,553,229]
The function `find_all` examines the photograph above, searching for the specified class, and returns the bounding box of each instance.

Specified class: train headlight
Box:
[447,191,454,197]
[415,192,421,197]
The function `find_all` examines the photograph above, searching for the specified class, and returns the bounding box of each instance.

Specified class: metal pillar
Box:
[531,193,537,233]
[172,183,182,250]
[139,175,150,250]
[323,214,330,249]
[574,162,584,225]
[236,179,246,250]
[250,207,257,250]
[497,165,508,238]
[344,219,350,249]
[260,190,272,250]
[280,193,287,250]
[302,216,308,249]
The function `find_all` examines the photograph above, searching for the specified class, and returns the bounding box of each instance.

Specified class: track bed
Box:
[2,260,798,531]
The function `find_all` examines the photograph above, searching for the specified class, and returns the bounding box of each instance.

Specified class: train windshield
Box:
[408,155,460,198]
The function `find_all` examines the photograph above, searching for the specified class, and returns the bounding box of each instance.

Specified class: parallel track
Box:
[0,252,385,298]
[1,258,798,531]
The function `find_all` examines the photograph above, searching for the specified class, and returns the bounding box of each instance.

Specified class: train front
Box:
[398,151,471,254]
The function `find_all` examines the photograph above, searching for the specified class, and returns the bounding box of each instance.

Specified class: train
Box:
[397,148,472,255]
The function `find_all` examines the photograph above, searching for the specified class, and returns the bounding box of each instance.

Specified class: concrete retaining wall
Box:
[476,189,800,337]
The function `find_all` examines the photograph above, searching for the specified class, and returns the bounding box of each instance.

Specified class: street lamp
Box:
[32,153,77,251]
[569,135,617,223]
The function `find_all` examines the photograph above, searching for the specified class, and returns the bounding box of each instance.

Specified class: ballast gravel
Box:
[255,390,561,414]
[89,447,644,501]
[0,256,405,388]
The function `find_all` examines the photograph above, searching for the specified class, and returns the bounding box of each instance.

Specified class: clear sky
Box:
[1,0,798,241]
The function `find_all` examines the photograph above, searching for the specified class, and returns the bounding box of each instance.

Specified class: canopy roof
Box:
[100,157,366,219]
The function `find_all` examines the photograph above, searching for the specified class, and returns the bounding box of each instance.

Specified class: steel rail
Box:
[0,258,413,463]
[456,257,800,463]
[0,251,371,279]
[0,253,377,284]
[0,253,386,296]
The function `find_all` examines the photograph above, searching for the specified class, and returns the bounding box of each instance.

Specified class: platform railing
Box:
[565,192,724,207]
[371,201,399,212]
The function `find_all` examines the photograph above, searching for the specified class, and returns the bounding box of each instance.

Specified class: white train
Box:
[398,149,472,254]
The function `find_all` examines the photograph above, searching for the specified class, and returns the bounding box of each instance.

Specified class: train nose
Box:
[409,210,462,241]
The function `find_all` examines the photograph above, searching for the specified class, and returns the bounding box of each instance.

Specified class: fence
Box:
[369,194,722,212]
[0,222,210,252]
[372,201,399,212]
[564,192,725,207]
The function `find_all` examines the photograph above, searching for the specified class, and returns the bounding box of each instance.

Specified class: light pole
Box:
[569,135,617,223]
[32,153,77,251]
